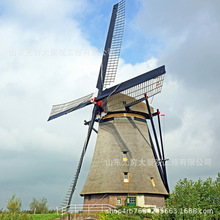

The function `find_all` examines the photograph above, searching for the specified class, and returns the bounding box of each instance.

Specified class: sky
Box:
[0,0,220,210]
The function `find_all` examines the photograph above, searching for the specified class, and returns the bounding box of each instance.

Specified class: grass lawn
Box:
[0,212,67,220]
[30,213,68,219]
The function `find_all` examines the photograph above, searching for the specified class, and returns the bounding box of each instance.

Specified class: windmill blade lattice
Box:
[96,0,125,92]
[98,65,165,102]
[103,0,125,88]
[48,93,93,121]
[121,74,165,100]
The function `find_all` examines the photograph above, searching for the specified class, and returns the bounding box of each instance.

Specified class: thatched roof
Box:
[81,93,168,196]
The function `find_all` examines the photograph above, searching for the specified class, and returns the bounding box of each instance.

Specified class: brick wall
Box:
[83,193,166,211]
[144,194,165,207]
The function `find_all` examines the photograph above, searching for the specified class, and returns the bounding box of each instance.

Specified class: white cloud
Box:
[133,0,220,189]
[0,0,101,209]
[166,107,213,157]
[1,0,219,210]
[114,57,158,85]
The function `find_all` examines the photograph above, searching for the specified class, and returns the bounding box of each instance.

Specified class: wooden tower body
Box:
[81,94,168,208]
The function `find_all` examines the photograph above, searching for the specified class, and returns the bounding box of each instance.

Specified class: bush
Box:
[0,211,33,220]
[157,173,220,219]
[29,197,48,214]
[98,174,220,219]
[7,193,22,213]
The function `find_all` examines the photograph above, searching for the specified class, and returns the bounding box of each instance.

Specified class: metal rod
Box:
[148,129,166,186]
[124,96,145,109]
[84,120,98,134]
[157,109,169,192]
[92,128,98,134]
[157,109,165,160]
[144,94,162,161]
[67,105,99,207]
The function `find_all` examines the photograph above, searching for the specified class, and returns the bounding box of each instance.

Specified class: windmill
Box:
[48,0,169,209]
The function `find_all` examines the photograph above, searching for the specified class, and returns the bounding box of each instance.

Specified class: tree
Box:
[7,193,22,213]
[29,197,48,214]
[163,174,220,218]
[216,172,220,184]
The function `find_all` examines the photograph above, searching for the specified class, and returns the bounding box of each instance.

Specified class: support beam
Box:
[157,109,165,160]
[144,94,163,161]
[123,96,146,109]
[144,94,170,192]
[84,120,98,134]
[148,130,166,187]
[66,105,99,208]
[157,109,169,192]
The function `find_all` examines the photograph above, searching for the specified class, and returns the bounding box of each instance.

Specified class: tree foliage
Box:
[29,197,48,214]
[7,193,22,213]
[162,173,220,219]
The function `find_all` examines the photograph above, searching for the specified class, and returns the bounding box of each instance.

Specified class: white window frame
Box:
[150,177,156,187]
[124,172,129,182]
[123,151,128,161]
[116,198,122,205]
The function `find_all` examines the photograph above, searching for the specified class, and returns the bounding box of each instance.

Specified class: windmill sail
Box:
[48,66,165,121]
[60,105,99,208]
[48,0,169,209]
[48,93,93,121]
[103,0,125,89]
[121,74,164,100]
[96,0,125,92]
[97,65,166,101]
[49,0,125,121]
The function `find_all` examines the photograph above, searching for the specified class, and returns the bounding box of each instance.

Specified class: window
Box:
[124,172,129,182]
[129,197,136,203]
[150,177,156,187]
[123,152,128,161]
[126,197,136,206]
[116,198,121,205]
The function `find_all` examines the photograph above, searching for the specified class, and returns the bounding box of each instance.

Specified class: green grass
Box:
[0,212,66,220]
[29,213,65,219]
[98,212,142,219]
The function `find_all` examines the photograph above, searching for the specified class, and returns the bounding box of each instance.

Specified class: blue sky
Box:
[71,0,162,63]
[0,0,220,210]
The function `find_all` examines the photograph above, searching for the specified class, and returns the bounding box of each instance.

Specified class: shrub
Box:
[7,193,22,213]
[29,197,48,214]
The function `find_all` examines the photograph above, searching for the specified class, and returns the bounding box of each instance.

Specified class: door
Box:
[126,197,136,206]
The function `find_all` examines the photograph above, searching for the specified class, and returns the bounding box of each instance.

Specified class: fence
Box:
[60,204,116,215]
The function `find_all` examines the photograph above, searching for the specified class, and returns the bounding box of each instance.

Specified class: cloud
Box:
[136,0,220,38]
[133,0,220,188]
[115,57,158,84]
[0,0,219,210]
[0,0,100,209]
[135,0,220,90]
